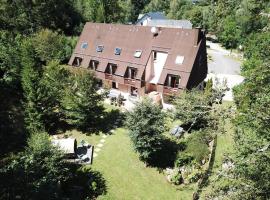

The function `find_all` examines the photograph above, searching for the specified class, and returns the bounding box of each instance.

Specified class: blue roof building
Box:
[135,12,167,26]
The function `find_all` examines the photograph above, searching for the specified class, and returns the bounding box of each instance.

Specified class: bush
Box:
[171,170,182,185]
[175,153,194,167]
[184,131,212,165]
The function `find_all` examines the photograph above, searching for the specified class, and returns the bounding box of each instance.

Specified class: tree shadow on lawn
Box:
[51,107,125,136]
[94,108,125,134]
[63,164,107,200]
[149,138,183,170]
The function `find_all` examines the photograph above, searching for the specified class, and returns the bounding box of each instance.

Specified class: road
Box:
[206,41,244,101]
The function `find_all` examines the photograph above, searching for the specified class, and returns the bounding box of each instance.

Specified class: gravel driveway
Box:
[206,41,244,101]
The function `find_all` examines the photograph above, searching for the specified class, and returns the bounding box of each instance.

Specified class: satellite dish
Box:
[151,27,159,36]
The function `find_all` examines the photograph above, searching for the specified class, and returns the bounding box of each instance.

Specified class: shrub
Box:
[175,153,194,167]
[184,131,212,165]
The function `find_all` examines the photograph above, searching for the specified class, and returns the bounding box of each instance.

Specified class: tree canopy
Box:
[125,98,165,163]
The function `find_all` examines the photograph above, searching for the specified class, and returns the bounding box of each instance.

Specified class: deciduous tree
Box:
[125,98,165,163]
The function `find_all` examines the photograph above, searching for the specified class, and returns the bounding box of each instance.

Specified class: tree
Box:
[218,16,242,49]
[174,89,213,130]
[21,39,45,133]
[0,31,22,89]
[0,132,70,199]
[61,70,104,131]
[0,0,82,35]
[167,0,192,20]
[125,98,165,163]
[32,29,70,64]
[216,60,270,200]
[39,61,71,131]
[130,0,151,22]
[143,0,170,14]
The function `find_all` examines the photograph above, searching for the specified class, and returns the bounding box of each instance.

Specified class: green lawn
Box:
[70,128,195,200]
[66,103,235,200]
[65,129,103,146]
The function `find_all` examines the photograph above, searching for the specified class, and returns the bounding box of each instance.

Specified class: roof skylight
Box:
[96,45,104,52]
[115,47,122,55]
[134,50,142,58]
[81,42,88,49]
[175,56,184,65]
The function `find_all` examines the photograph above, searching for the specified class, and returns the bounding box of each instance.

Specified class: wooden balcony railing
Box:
[124,78,136,86]
[163,86,179,94]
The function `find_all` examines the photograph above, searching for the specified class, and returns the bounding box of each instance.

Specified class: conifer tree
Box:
[61,70,104,131]
[21,39,45,133]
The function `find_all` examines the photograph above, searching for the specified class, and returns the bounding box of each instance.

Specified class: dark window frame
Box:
[105,63,117,75]
[165,74,180,88]
[89,60,99,70]
[72,57,83,67]
[125,67,137,79]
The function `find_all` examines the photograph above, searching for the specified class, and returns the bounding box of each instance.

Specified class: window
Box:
[96,45,104,52]
[130,86,138,96]
[105,63,117,74]
[175,56,184,65]
[72,57,83,67]
[112,82,118,89]
[89,60,99,70]
[134,50,142,58]
[153,51,157,61]
[125,67,137,79]
[115,47,122,55]
[165,74,180,88]
[81,42,88,49]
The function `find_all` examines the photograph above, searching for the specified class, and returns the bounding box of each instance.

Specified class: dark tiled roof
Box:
[69,22,205,88]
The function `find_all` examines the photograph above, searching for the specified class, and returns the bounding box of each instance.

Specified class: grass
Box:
[199,102,235,199]
[65,129,103,146]
[69,128,195,200]
[65,103,235,200]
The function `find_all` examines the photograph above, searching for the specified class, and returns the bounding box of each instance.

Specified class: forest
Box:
[0,0,269,199]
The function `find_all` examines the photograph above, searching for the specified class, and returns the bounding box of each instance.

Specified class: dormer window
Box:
[72,57,83,67]
[175,56,184,65]
[89,60,99,70]
[134,50,142,58]
[105,63,117,74]
[81,42,88,49]
[125,67,137,79]
[165,74,180,88]
[115,47,122,55]
[96,45,104,52]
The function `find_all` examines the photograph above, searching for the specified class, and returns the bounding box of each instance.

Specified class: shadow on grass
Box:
[95,108,125,134]
[51,107,125,136]
[148,138,181,170]
[63,164,107,200]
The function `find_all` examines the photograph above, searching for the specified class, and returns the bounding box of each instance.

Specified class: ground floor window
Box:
[165,74,180,88]
[130,86,138,96]
[96,79,103,88]
[72,57,83,67]
[112,81,118,89]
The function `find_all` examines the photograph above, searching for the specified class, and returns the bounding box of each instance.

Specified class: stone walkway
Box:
[93,134,109,158]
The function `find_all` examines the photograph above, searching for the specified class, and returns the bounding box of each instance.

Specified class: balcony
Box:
[124,78,136,86]
[105,73,113,80]
[163,86,179,94]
